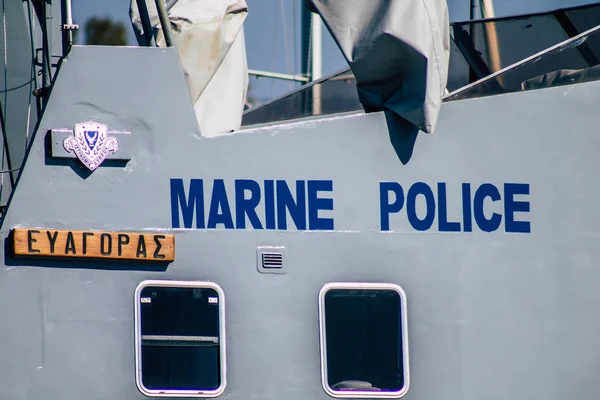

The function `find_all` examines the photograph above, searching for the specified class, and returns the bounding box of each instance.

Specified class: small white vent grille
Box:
[257,246,288,274]
[262,252,283,269]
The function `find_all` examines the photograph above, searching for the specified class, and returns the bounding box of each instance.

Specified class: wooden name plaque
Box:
[12,228,174,261]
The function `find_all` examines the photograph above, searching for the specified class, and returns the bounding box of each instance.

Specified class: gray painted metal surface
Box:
[1,44,600,400]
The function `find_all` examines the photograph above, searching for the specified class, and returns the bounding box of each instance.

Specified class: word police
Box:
[380,182,530,233]
[171,179,530,233]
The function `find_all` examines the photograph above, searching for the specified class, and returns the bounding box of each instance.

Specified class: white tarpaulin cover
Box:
[130,0,248,136]
[309,0,450,133]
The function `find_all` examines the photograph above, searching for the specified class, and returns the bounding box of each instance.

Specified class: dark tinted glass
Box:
[566,6,600,57]
[452,14,570,76]
[448,39,471,91]
[324,289,404,392]
[448,2,600,98]
[140,286,219,337]
[142,346,220,390]
[446,26,600,101]
[241,69,362,126]
[140,286,221,391]
[567,5,600,31]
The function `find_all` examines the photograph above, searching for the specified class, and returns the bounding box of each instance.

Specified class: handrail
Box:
[248,69,309,83]
[135,0,174,47]
[135,0,156,46]
[153,0,175,47]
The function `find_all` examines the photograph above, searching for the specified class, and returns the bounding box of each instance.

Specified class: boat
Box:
[1,0,600,399]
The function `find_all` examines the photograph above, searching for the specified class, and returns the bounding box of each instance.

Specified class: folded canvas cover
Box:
[309,0,450,133]
[130,0,248,136]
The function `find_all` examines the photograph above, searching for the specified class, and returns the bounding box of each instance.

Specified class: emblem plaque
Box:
[63,122,119,171]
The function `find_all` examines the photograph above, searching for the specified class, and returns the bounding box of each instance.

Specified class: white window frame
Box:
[318,282,410,398]
[134,280,227,398]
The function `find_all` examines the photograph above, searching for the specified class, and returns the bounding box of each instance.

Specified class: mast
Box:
[481,0,502,73]
[61,0,78,55]
[301,3,322,82]
[300,3,323,116]
[469,0,501,80]
[310,13,322,81]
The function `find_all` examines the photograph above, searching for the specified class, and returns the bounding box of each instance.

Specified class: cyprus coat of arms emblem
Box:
[63,122,119,171]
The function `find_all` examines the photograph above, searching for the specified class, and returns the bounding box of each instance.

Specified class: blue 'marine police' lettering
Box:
[407,182,435,231]
[277,180,306,230]
[462,183,472,232]
[171,179,530,233]
[207,179,234,229]
[170,179,204,229]
[171,179,334,231]
[264,180,276,229]
[308,180,334,230]
[474,183,502,232]
[504,183,530,233]
[380,181,531,233]
[235,179,262,229]
[379,182,403,231]
[438,183,461,232]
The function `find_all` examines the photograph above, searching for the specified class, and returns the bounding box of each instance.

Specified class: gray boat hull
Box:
[0,45,598,399]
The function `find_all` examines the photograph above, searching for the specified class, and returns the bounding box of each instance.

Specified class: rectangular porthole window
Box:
[319,283,409,398]
[135,280,226,397]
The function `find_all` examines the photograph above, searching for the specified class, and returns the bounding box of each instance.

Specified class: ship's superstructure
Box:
[0,1,600,400]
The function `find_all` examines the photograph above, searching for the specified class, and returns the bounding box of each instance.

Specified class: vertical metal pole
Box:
[61,0,76,55]
[301,2,312,82]
[480,0,496,19]
[480,0,501,73]
[153,0,174,47]
[136,0,156,46]
[310,13,322,81]
[41,0,52,91]
[468,0,480,82]
[469,0,479,20]
[310,13,322,116]
[63,0,72,42]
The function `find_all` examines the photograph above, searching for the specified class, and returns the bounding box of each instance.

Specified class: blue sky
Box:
[72,0,600,101]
